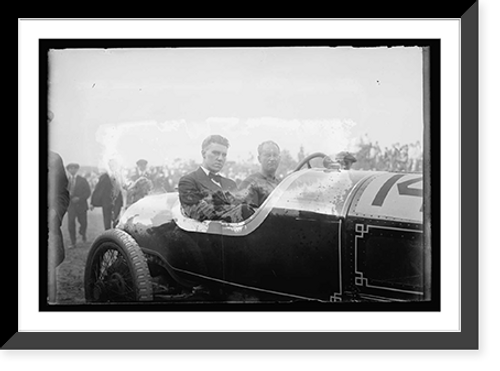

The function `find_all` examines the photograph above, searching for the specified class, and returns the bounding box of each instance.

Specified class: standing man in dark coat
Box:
[178,135,254,223]
[91,169,123,230]
[48,151,70,264]
[66,163,91,247]
[47,110,70,303]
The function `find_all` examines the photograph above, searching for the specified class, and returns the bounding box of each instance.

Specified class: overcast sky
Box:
[47,46,424,170]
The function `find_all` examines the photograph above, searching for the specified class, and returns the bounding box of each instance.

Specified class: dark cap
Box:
[335,151,357,163]
[66,163,80,170]
[136,159,148,166]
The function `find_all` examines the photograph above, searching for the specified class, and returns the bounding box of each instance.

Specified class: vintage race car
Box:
[84,153,428,305]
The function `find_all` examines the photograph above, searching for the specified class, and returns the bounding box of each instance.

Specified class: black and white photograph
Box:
[42,40,437,310]
[12,8,492,368]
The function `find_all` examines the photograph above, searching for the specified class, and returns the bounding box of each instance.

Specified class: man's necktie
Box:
[209,172,222,183]
[209,172,223,189]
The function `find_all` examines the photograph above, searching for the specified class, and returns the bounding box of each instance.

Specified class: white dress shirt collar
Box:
[200,166,222,187]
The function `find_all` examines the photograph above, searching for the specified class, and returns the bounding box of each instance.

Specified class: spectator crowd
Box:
[353,139,423,173]
[79,138,424,201]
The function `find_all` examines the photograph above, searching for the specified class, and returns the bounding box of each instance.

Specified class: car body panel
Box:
[341,217,424,302]
[221,210,341,301]
[346,173,423,223]
[110,168,426,302]
[340,172,425,301]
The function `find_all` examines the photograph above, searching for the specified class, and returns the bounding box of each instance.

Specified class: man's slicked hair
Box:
[201,135,230,154]
[257,140,280,156]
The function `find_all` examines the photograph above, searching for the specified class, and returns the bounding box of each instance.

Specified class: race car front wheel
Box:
[84,229,153,302]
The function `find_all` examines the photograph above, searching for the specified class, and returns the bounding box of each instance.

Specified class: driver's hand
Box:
[198,200,215,217]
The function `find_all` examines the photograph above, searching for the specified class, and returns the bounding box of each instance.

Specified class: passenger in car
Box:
[178,135,254,223]
[238,140,281,207]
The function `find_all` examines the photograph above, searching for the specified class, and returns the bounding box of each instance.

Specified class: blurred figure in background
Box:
[130,158,150,181]
[47,110,70,304]
[335,151,357,170]
[239,140,281,208]
[66,163,91,248]
[126,158,153,206]
[408,141,423,172]
[90,160,123,230]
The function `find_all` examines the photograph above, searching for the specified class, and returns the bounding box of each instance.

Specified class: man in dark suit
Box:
[47,110,70,303]
[91,168,123,230]
[66,163,91,247]
[178,135,254,223]
[48,151,70,261]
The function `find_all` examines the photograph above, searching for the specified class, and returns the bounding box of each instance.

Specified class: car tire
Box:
[84,229,153,302]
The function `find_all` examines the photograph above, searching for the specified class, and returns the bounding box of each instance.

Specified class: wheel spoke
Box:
[90,247,137,301]
[101,250,118,275]
[85,230,152,303]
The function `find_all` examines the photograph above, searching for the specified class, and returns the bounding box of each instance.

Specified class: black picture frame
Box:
[11,8,479,350]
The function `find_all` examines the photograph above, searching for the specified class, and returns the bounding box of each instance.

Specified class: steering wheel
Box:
[293,152,328,172]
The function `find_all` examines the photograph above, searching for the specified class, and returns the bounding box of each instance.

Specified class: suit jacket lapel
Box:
[195,167,222,192]
[219,177,235,192]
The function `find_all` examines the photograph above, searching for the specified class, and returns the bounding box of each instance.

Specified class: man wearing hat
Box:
[131,159,150,180]
[335,151,357,170]
[126,158,153,206]
[66,163,91,248]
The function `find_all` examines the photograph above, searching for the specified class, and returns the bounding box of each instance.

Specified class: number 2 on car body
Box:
[372,174,423,211]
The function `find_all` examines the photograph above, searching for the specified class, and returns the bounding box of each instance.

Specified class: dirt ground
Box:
[55,208,109,304]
